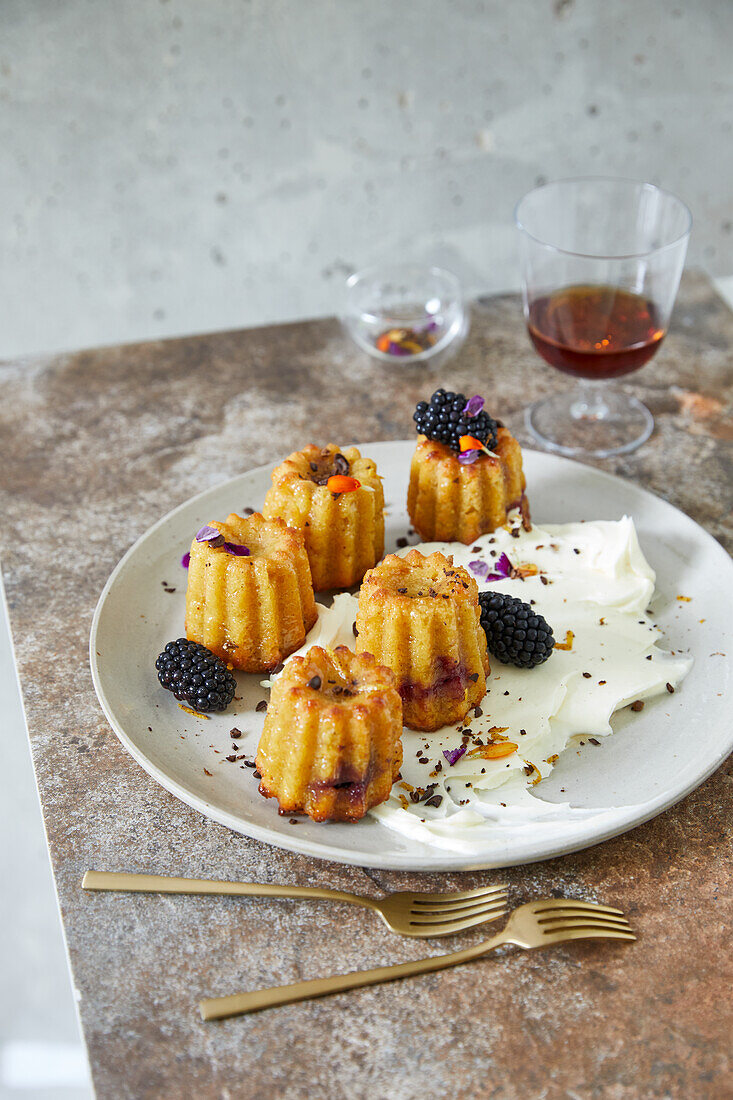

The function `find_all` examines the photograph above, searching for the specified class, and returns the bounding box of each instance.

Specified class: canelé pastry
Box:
[408,389,527,544]
[262,444,384,591]
[256,645,403,822]
[355,549,489,731]
[185,512,317,672]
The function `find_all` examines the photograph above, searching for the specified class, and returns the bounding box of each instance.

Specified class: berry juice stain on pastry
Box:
[256,645,403,822]
[355,548,489,732]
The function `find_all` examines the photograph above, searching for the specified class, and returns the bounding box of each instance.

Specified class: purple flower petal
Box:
[222,541,250,556]
[180,551,190,569]
[469,559,490,581]
[443,744,467,766]
[388,342,410,356]
[485,552,513,582]
[495,552,512,577]
[457,448,482,465]
[463,395,484,417]
[196,525,224,546]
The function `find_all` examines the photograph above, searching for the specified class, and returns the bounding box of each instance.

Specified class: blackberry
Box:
[155,638,236,713]
[413,388,499,453]
[478,591,554,669]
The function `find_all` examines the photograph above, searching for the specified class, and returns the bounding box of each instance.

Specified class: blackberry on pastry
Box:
[408,389,528,544]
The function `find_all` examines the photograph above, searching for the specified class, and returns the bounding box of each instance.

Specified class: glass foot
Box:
[526,386,654,459]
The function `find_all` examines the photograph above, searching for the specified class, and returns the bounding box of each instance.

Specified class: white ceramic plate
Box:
[90,443,733,871]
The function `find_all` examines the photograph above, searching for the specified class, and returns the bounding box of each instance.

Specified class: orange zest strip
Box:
[327,474,361,493]
[554,629,574,651]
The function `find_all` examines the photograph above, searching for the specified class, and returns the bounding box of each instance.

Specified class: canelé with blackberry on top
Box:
[256,645,403,822]
[355,548,489,731]
[263,443,384,591]
[408,389,527,544]
[185,512,317,672]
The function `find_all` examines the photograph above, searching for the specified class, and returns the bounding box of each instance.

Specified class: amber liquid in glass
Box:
[527,284,665,380]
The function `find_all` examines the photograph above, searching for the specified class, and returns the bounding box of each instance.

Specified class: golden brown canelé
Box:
[256,645,403,822]
[407,428,527,544]
[185,512,317,672]
[262,444,384,591]
[355,549,489,732]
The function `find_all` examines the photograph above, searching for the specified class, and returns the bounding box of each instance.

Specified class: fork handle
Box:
[199,933,507,1020]
[82,870,374,910]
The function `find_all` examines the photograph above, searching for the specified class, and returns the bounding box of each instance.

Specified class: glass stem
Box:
[570,379,611,422]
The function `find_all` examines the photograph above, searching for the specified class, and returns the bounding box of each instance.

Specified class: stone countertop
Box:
[1,270,731,1100]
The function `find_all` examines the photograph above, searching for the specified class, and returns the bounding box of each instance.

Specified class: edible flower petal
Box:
[196,525,224,545]
[486,552,513,581]
[180,551,190,569]
[459,434,485,452]
[469,559,490,581]
[442,744,467,766]
[466,741,517,759]
[463,395,485,417]
[327,474,361,493]
[222,542,250,557]
[457,448,482,465]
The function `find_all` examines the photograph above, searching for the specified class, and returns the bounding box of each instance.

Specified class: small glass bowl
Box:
[341,263,466,364]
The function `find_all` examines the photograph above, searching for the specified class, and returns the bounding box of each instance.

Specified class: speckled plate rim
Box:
[89,442,733,871]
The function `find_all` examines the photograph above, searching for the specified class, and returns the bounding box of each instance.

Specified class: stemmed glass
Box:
[515,178,691,458]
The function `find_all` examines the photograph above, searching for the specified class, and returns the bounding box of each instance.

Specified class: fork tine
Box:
[541,916,632,933]
[543,928,636,944]
[411,890,508,916]
[408,898,507,926]
[538,910,631,926]
[412,896,508,920]
[532,899,624,916]
[406,908,509,937]
[411,884,509,904]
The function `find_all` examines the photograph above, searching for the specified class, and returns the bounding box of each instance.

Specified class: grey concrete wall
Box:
[0,0,731,357]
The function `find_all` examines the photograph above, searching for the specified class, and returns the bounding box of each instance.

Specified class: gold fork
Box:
[199,897,634,1020]
[82,870,507,938]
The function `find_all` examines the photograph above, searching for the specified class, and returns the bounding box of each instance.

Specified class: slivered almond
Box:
[486,725,510,738]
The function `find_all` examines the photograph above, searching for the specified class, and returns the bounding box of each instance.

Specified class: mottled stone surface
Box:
[1,271,731,1100]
